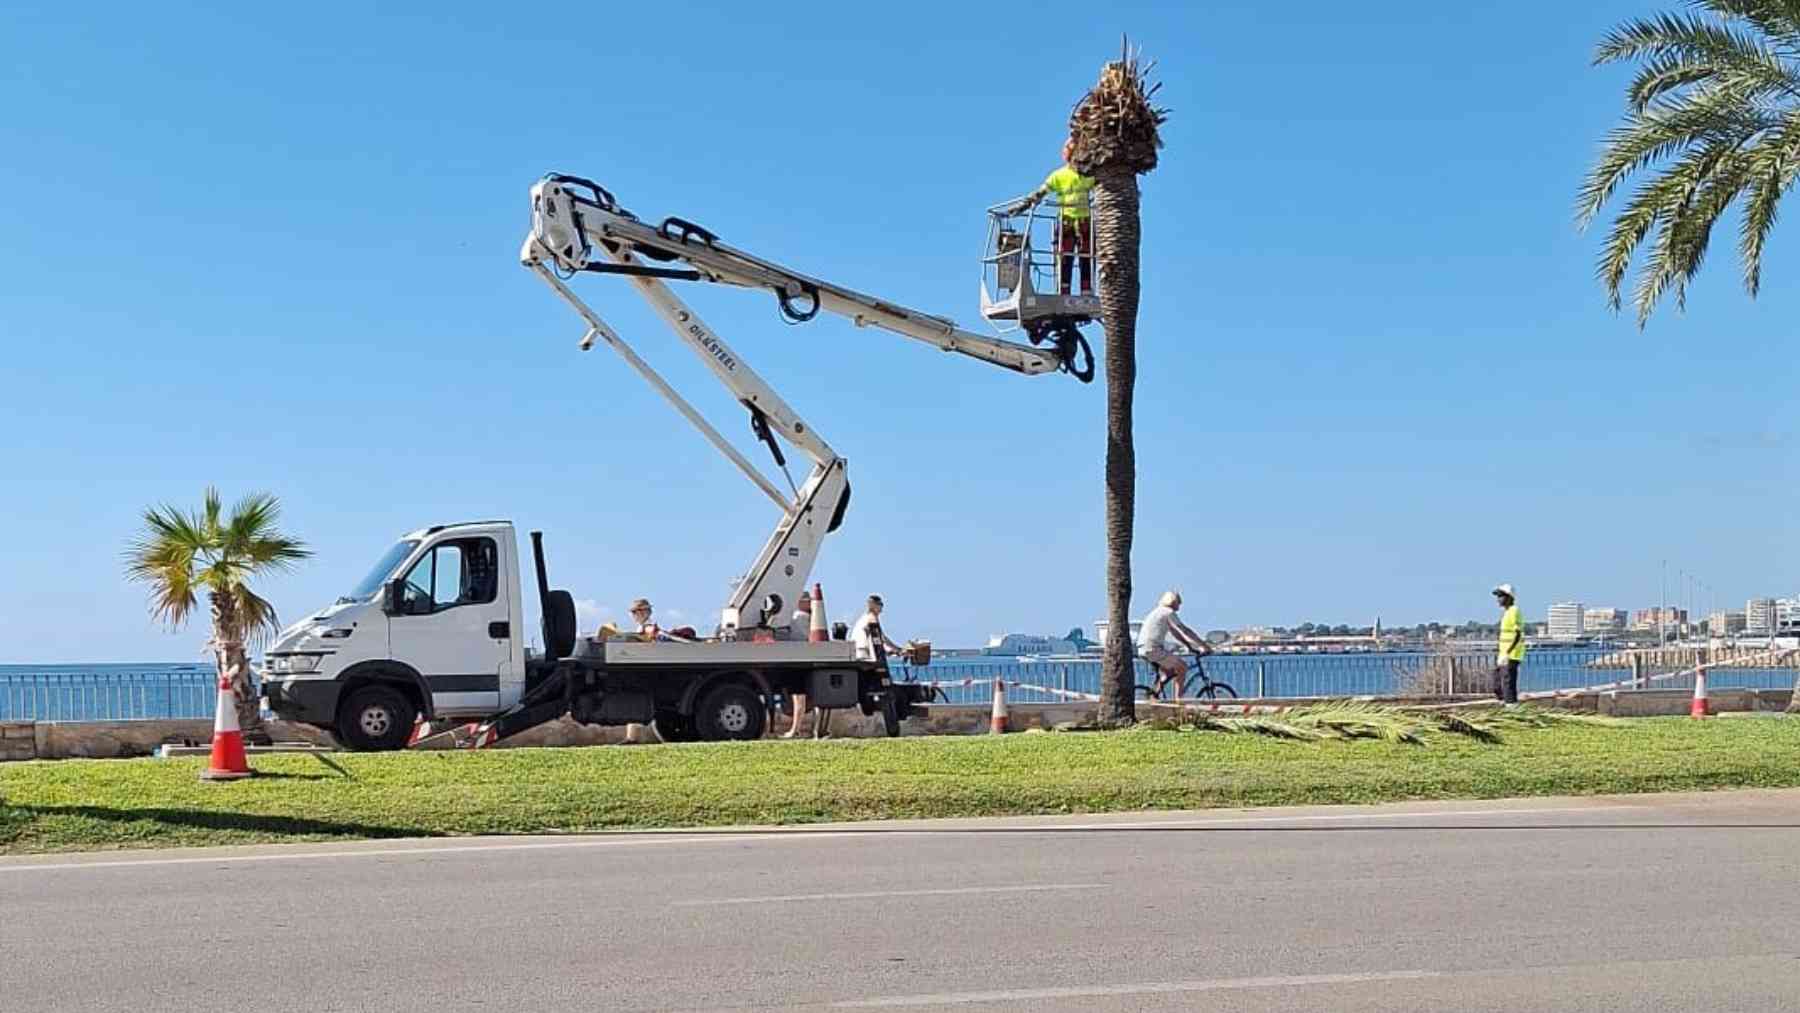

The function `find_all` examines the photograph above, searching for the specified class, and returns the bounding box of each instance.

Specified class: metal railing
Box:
[893,647,1800,705]
[0,667,221,722]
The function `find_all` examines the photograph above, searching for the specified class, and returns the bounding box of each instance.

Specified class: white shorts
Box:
[1140,645,1179,668]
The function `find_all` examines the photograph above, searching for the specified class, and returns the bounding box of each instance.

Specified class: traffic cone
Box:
[1690,666,1710,719]
[990,676,1008,734]
[199,675,253,781]
[809,583,829,643]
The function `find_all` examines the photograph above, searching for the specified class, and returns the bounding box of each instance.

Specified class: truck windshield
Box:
[342,540,421,603]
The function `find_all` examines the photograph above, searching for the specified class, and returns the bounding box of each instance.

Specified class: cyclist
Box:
[1137,590,1213,698]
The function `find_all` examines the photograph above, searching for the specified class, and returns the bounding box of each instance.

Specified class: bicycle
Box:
[1134,653,1238,702]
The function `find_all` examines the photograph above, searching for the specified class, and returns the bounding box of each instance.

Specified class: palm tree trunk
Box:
[210,591,268,743]
[1093,166,1141,726]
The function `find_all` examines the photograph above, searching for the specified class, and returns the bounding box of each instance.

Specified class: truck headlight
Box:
[270,654,326,674]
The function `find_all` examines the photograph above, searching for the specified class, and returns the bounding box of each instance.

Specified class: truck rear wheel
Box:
[336,685,416,752]
[695,684,766,741]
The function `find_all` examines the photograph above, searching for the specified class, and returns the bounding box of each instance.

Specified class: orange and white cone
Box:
[990,676,1008,734]
[809,583,829,643]
[1690,666,1711,719]
[199,675,254,781]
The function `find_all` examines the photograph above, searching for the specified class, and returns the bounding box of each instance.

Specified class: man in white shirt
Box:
[1137,590,1212,698]
[850,594,904,662]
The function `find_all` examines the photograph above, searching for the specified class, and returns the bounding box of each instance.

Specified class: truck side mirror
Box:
[383,578,404,616]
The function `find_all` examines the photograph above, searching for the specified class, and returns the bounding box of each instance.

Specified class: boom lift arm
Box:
[520,174,1076,636]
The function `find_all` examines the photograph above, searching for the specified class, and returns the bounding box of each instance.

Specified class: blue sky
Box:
[3,1,1794,662]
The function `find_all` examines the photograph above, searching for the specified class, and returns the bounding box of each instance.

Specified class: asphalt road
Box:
[3,790,1798,1011]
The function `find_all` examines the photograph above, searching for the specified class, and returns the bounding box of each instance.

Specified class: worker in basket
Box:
[1009,140,1095,296]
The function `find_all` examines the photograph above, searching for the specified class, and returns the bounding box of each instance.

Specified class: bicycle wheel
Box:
[1133,683,1162,699]
[1196,680,1237,701]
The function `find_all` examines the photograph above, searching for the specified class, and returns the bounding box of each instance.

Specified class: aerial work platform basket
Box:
[980,197,1101,328]
[979,196,1099,381]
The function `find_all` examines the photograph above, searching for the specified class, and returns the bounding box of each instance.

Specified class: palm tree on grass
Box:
[126,489,309,740]
[1067,41,1167,725]
[1578,1,1800,325]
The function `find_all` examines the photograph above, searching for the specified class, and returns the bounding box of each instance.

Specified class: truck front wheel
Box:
[337,685,417,752]
[695,684,766,741]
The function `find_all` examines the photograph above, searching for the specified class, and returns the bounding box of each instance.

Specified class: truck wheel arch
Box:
[336,661,433,721]
[677,669,772,715]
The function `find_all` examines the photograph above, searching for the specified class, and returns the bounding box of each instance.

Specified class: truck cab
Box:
[261,521,531,750]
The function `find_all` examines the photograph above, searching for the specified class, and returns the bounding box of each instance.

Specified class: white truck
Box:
[261,523,920,749]
[260,174,1093,749]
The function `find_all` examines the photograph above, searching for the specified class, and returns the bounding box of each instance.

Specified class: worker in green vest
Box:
[1492,583,1526,703]
[1012,140,1095,295]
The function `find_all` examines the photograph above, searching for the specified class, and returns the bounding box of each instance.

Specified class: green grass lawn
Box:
[2,716,1797,854]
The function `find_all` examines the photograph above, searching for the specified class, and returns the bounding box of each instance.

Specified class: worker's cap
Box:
[630,598,652,612]
[796,589,811,601]
[1159,589,1182,608]
[1491,583,1515,598]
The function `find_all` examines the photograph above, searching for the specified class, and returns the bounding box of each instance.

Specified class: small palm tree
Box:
[1578,1,1800,325]
[1067,41,1167,725]
[125,489,309,739]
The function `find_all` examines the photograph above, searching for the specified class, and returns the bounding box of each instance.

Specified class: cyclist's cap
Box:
[1159,590,1181,608]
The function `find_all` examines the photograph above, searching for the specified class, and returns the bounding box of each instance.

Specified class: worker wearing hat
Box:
[1492,583,1526,704]
[629,598,661,642]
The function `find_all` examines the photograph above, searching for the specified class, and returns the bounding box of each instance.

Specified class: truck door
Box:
[388,535,507,714]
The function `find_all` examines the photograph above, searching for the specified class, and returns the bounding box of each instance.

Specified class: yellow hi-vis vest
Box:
[1044,166,1093,220]
[1499,605,1527,662]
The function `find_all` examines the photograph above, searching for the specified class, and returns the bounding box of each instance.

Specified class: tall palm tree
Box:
[125,489,309,739]
[1067,42,1167,725]
[1578,1,1800,325]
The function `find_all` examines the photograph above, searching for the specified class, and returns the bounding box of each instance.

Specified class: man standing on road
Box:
[1492,583,1526,704]
[1138,590,1213,699]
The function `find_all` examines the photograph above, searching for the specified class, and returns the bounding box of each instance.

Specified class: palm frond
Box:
[123,503,209,629]
[1737,119,1800,293]
[221,491,311,573]
[1596,10,1795,101]
[1217,716,1329,741]
[1431,710,1505,743]
[1283,702,1428,745]
[230,585,283,649]
[200,486,224,542]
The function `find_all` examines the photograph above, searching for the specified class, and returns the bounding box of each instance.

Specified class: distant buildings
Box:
[1708,611,1747,637]
[1546,602,1586,639]
[1583,607,1626,632]
[1631,607,1688,631]
[1747,598,1778,635]
[1777,597,1800,634]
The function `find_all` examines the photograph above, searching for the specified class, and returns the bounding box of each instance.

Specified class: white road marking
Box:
[672,883,1103,906]
[0,802,1655,874]
[832,970,1443,1007]
[1082,804,1648,828]
[0,832,871,874]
